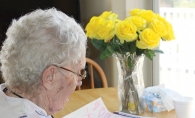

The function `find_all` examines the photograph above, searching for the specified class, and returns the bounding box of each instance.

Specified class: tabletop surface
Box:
[54,87,176,118]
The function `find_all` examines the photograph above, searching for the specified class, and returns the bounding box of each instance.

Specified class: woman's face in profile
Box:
[50,52,86,113]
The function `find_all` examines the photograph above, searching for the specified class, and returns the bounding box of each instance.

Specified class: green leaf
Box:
[99,48,112,59]
[111,37,123,54]
[91,39,107,51]
[129,41,136,54]
[136,48,145,55]
[145,50,156,60]
[153,49,164,54]
[107,46,115,54]
[113,35,121,45]
[123,41,130,52]
[110,41,119,52]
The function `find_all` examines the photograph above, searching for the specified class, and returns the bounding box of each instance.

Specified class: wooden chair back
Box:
[77,58,108,90]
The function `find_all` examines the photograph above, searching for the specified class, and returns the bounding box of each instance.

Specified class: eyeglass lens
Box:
[80,69,86,79]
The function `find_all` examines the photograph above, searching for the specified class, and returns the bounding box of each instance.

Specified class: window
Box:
[154,0,195,99]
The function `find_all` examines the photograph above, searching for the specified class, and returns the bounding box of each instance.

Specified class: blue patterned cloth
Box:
[142,91,167,113]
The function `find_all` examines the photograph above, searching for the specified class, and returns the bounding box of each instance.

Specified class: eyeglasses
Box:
[54,65,86,80]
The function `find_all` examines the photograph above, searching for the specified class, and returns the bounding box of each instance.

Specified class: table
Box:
[54,87,176,118]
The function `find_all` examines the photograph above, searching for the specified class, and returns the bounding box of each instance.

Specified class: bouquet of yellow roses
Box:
[85,8,175,68]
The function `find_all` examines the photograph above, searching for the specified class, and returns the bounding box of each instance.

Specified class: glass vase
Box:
[115,53,145,115]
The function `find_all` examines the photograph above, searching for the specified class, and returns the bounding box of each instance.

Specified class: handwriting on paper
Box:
[63,97,127,118]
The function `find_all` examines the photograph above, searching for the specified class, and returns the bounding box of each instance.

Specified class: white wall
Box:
[80,0,154,88]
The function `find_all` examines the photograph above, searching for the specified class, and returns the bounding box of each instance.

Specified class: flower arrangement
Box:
[85,8,175,68]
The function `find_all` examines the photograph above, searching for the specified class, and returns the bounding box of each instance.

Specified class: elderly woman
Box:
[0,8,87,117]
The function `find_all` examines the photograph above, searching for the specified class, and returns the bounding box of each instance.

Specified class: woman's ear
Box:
[42,66,57,90]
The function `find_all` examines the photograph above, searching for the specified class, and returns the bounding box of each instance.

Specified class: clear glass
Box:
[115,53,145,114]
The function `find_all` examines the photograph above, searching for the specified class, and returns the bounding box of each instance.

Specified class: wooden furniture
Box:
[54,88,177,118]
[77,58,108,90]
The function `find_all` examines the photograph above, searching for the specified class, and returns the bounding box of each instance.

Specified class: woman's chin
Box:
[57,98,69,112]
[77,81,82,87]
[66,97,69,102]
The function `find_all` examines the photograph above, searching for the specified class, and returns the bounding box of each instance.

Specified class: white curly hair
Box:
[0,8,87,94]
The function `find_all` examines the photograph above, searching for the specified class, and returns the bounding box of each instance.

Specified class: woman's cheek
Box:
[65,75,77,87]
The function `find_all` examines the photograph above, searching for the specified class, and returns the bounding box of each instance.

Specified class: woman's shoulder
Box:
[0,83,52,118]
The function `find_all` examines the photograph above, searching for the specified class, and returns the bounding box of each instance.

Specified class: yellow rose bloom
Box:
[149,19,168,37]
[108,13,118,20]
[136,28,160,49]
[115,19,122,23]
[126,16,146,31]
[129,9,141,16]
[156,14,167,23]
[99,11,112,19]
[97,20,115,42]
[162,22,175,41]
[85,9,175,63]
[139,10,156,25]
[115,20,138,44]
[85,16,106,39]
[155,14,175,40]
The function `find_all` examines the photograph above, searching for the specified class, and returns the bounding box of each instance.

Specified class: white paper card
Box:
[63,97,155,118]
[63,97,127,118]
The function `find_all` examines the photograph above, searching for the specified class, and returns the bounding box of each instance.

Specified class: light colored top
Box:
[0,83,52,118]
[54,87,176,118]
